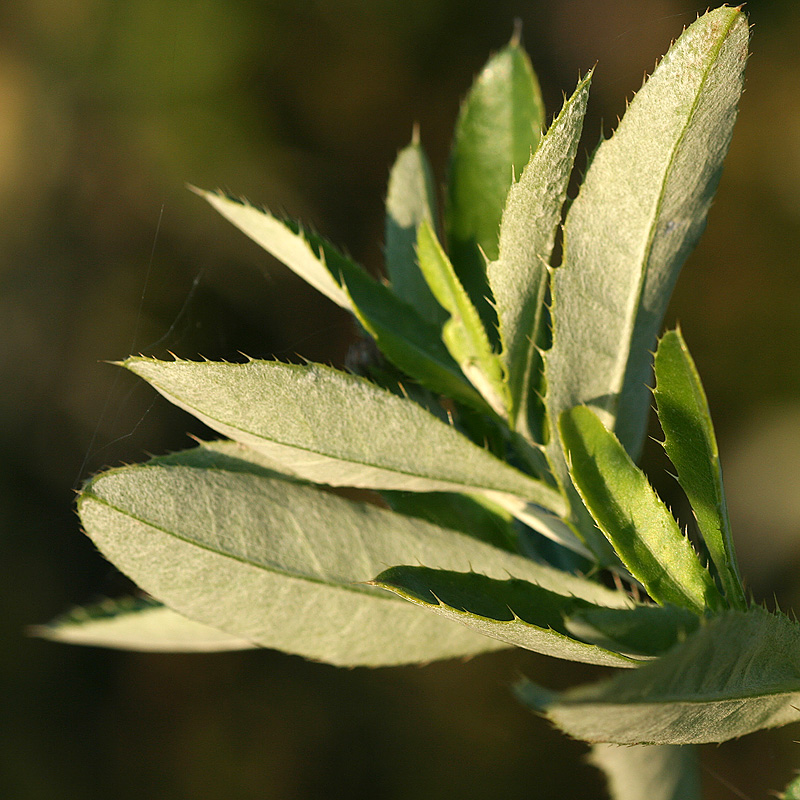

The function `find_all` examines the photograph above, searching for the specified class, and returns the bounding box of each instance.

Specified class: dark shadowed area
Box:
[3,1,800,797]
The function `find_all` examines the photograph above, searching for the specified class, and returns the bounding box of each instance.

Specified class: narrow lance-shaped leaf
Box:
[198,187,488,414]
[195,188,353,310]
[121,356,564,516]
[559,405,723,614]
[520,607,800,745]
[446,34,545,333]
[385,132,446,325]
[416,220,510,419]
[588,744,701,800]
[32,597,256,652]
[544,8,748,489]
[654,328,746,609]
[333,253,491,414]
[564,603,699,658]
[78,454,625,665]
[371,566,636,667]
[488,72,591,440]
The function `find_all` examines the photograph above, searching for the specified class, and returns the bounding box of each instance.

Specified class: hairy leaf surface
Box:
[487,73,591,439]
[524,607,800,745]
[78,461,623,665]
[123,357,563,513]
[545,8,748,484]
[371,566,636,667]
[560,405,723,614]
[654,329,745,608]
[197,189,352,309]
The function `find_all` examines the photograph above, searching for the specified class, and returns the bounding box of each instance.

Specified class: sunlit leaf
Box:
[559,405,723,614]
[654,328,746,608]
[195,188,352,309]
[371,565,636,666]
[78,457,619,665]
[521,607,800,745]
[385,133,445,324]
[446,35,545,330]
[32,597,256,652]
[488,72,591,440]
[122,356,564,514]
[416,220,510,418]
[544,8,748,500]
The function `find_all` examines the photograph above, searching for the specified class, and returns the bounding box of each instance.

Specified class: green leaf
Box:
[151,438,302,477]
[370,566,636,667]
[446,35,545,331]
[523,607,800,745]
[335,256,490,413]
[122,357,564,515]
[588,744,701,800]
[385,132,446,325]
[654,328,746,609]
[31,597,256,652]
[195,188,352,310]
[381,490,518,552]
[78,460,618,665]
[416,220,510,419]
[559,405,723,614]
[487,72,591,440]
[564,603,699,658]
[491,494,591,558]
[544,8,748,482]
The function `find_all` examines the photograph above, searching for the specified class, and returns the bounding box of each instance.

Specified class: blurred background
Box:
[2,0,799,797]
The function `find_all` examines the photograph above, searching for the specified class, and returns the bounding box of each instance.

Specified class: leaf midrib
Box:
[144,373,561,508]
[80,490,402,603]
[610,14,736,421]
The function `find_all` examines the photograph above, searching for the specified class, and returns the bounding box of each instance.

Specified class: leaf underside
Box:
[32,597,256,652]
[588,743,701,800]
[524,607,800,745]
[122,356,563,514]
[77,447,624,666]
[544,8,748,501]
[487,71,591,440]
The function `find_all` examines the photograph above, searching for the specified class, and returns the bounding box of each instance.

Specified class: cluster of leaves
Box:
[37,6,800,798]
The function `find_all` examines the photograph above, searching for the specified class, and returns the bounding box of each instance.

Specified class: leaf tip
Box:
[510,18,523,47]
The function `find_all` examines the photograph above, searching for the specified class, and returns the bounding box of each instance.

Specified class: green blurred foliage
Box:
[4,0,800,797]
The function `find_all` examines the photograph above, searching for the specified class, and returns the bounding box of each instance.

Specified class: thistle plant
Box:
[37,6,800,797]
